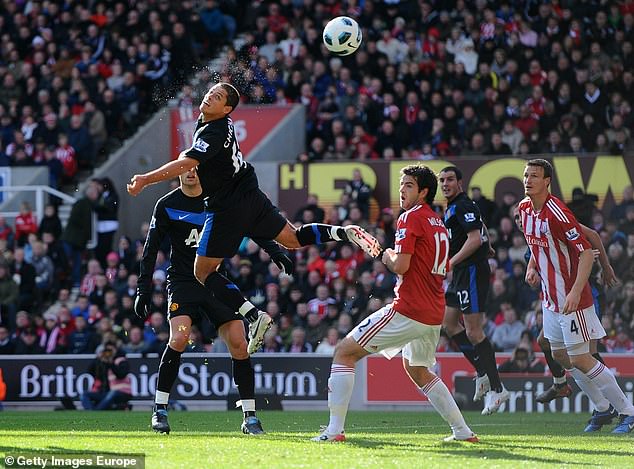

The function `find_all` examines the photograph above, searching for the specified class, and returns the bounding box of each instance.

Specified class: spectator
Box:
[605,326,634,353]
[55,133,77,184]
[38,205,63,240]
[284,327,313,353]
[610,186,634,222]
[10,247,36,312]
[68,114,94,170]
[92,178,120,268]
[13,328,44,354]
[0,263,19,326]
[61,185,99,288]
[0,324,15,354]
[470,187,497,227]
[122,326,146,354]
[14,202,38,247]
[0,216,14,247]
[67,315,98,354]
[80,341,132,410]
[31,240,55,299]
[343,169,372,220]
[294,194,325,224]
[314,327,341,355]
[567,188,598,227]
[492,305,525,352]
[498,346,545,373]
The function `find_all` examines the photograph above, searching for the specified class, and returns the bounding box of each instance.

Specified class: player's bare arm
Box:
[449,229,481,266]
[579,223,618,288]
[482,223,495,258]
[128,157,198,196]
[382,248,411,275]
[562,249,594,314]
[525,255,540,287]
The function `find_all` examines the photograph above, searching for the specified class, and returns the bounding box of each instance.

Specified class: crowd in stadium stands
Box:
[0,0,225,183]
[1,1,634,359]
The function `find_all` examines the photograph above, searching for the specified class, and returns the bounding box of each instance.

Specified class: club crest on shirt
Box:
[193,138,209,152]
[395,228,406,241]
[565,227,580,240]
[464,212,476,222]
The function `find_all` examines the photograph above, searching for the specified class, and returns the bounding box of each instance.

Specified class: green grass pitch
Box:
[0,411,632,468]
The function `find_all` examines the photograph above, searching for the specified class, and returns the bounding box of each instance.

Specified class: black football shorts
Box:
[445,259,490,314]
[167,280,240,329]
[197,188,287,258]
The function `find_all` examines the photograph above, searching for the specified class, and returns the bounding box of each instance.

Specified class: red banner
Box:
[170,106,294,159]
[365,353,634,403]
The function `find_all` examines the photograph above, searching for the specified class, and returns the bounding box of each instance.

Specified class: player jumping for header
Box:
[128,82,382,355]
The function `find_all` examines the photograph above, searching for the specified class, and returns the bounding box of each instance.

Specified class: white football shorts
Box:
[348,304,441,368]
[543,304,606,351]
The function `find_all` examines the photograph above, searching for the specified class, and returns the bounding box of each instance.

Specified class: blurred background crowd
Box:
[0,0,633,361]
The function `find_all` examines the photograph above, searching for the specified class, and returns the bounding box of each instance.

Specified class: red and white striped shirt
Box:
[518,194,593,313]
[392,203,448,325]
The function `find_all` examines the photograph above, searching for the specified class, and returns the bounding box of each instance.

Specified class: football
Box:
[322,16,362,56]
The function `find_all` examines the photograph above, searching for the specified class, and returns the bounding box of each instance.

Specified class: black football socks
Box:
[155,346,182,409]
[475,338,504,393]
[296,224,347,246]
[542,346,566,380]
[451,330,486,377]
[233,358,256,418]
[204,272,259,322]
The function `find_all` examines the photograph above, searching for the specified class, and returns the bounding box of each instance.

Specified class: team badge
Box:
[170,303,179,312]
[464,212,476,222]
[395,228,406,241]
[565,228,580,240]
[192,138,209,152]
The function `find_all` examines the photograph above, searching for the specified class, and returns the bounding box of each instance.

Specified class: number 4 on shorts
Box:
[570,319,579,335]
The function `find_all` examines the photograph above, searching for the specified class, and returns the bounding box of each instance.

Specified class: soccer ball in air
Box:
[322,16,362,56]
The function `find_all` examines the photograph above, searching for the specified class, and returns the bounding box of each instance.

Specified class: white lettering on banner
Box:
[19,365,93,398]
[176,363,199,397]
[13,358,323,399]
[252,363,317,397]
[454,378,633,413]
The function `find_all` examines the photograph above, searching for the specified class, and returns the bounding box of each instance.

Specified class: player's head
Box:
[438,166,463,201]
[524,158,553,198]
[399,164,437,209]
[200,82,240,117]
[179,168,200,188]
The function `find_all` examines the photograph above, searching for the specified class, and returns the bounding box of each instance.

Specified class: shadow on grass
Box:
[483,440,634,458]
[0,446,144,457]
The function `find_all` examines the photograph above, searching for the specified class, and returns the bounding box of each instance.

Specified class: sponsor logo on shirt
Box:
[526,236,548,248]
[464,212,476,222]
[565,228,580,240]
[395,228,406,241]
[193,138,209,152]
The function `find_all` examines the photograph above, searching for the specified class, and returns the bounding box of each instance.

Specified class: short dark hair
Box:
[440,165,463,181]
[220,82,240,112]
[401,164,438,205]
[526,158,553,179]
